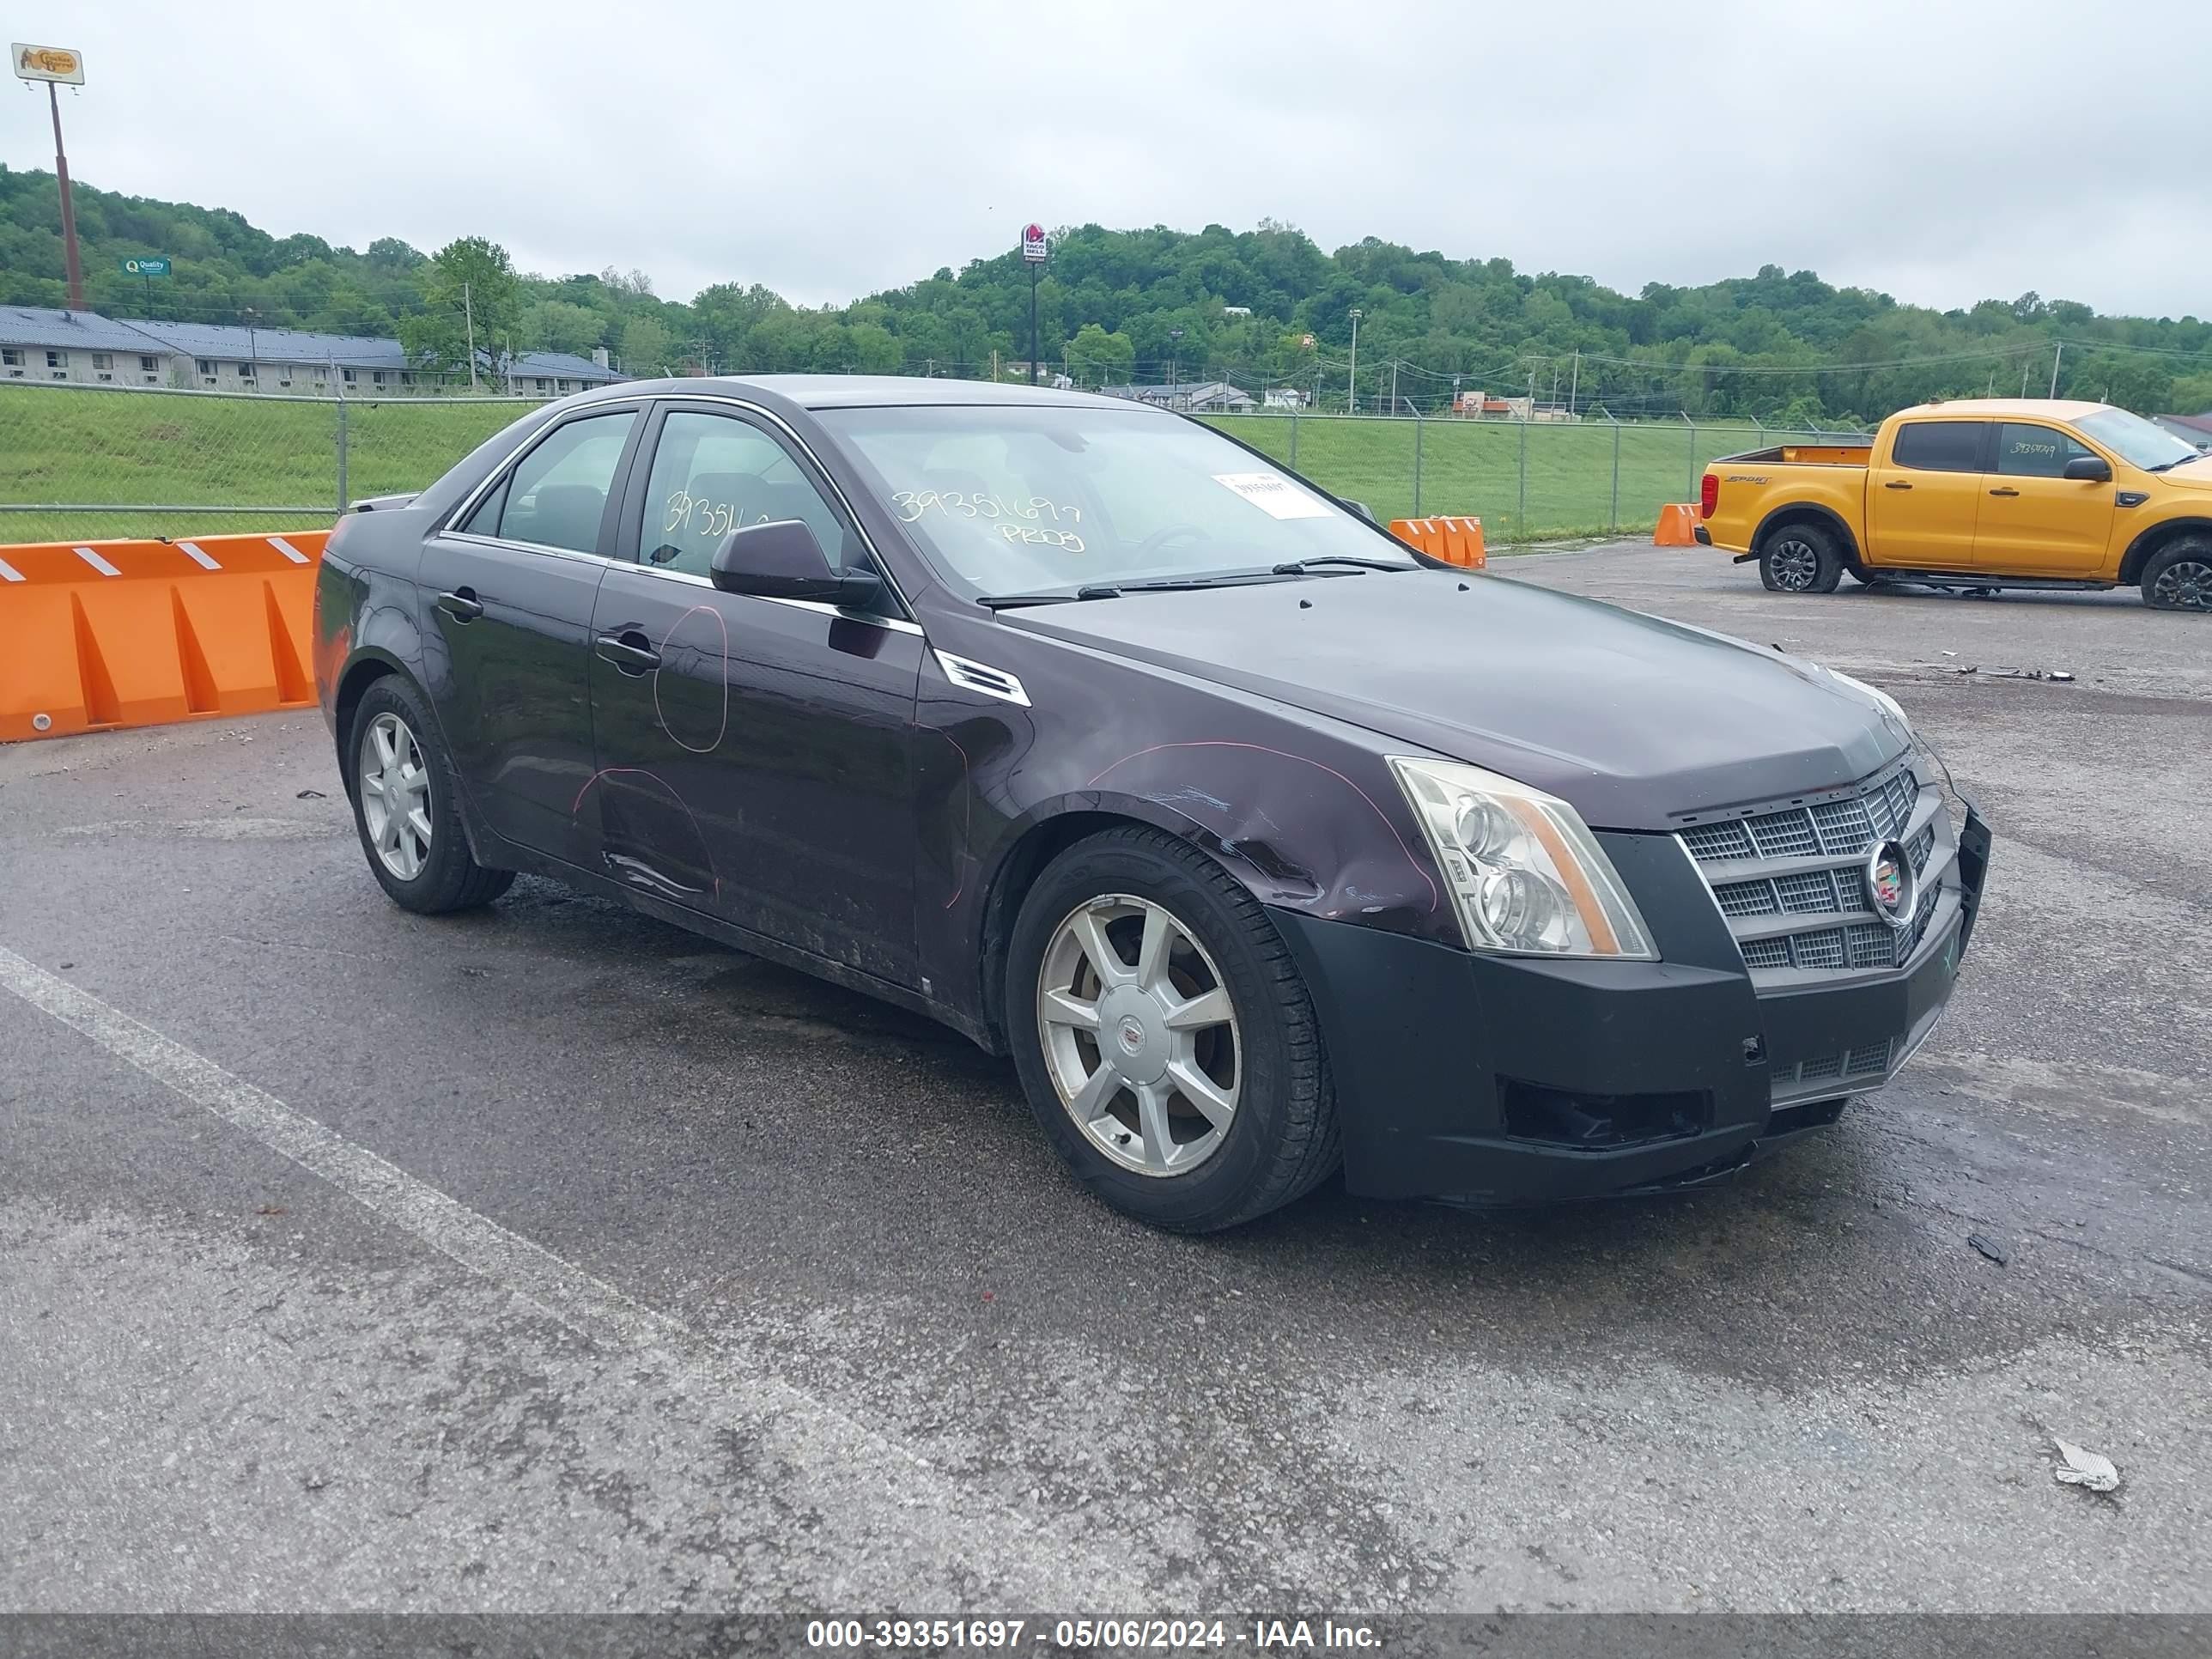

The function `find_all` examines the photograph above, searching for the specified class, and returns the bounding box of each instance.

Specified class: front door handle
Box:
[1989,487,2021,497]
[436,587,483,622]
[1883,481,1913,490]
[595,630,661,675]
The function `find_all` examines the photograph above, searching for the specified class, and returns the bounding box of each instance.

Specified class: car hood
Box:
[2154,454,2212,490]
[1000,568,1907,831]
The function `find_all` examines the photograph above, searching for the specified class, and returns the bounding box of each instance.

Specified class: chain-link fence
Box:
[0,382,546,543]
[0,380,1859,547]
[1206,410,1864,538]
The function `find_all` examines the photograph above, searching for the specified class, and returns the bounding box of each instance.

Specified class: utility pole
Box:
[1569,349,1580,418]
[1390,359,1399,415]
[2021,360,2033,398]
[463,282,480,392]
[2048,342,2063,399]
[1346,308,1362,415]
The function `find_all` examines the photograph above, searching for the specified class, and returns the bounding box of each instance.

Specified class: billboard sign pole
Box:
[1022,223,1048,386]
[15,45,88,311]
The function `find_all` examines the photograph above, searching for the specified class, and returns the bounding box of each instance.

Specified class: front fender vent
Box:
[933,651,1030,707]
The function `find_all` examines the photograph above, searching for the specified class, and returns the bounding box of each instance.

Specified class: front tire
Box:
[1759,523,1844,593]
[1006,825,1340,1232]
[2142,540,2212,611]
[348,678,514,915]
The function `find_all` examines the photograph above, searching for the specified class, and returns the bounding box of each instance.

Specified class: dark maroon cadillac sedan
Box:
[315,377,1988,1231]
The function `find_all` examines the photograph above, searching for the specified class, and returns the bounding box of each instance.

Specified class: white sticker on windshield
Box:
[1212,471,1332,520]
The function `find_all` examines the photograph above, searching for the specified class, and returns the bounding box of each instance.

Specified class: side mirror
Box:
[2063,455,2112,483]
[709,519,883,609]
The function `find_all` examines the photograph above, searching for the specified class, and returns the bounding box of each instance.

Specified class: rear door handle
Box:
[1989,487,2020,497]
[1883,481,1913,490]
[595,630,661,675]
[436,587,483,622]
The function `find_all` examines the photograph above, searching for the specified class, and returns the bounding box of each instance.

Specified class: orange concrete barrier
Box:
[1653,504,1701,546]
[1388,514,1486,568]
[0,530,328,743]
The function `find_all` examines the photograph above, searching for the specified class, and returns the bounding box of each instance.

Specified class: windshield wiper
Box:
[978,571,1310,610]
[976,586,1121,609]
[1270,556,1413,574]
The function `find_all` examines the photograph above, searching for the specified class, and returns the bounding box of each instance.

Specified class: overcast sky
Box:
[8,0,2207,320]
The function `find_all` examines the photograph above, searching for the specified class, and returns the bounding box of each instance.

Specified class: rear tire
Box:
[1006,825,1340,1232]
[1758,523,1844,593]
[2142,540,2212,611]
[347,678,515,915]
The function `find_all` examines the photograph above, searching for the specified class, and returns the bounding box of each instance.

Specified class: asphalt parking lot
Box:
[3,541,2206,1615]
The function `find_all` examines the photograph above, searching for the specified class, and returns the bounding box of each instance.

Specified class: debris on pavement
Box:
[1992,668,2075,682]
[1968,1233,2010,1266]
[296,788,325,799]
[2052,1438,2121,1493]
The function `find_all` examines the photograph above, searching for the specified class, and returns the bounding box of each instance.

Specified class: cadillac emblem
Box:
[1865,837,1918,931]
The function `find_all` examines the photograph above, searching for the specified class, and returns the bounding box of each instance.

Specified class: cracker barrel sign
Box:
[13,43,85,84]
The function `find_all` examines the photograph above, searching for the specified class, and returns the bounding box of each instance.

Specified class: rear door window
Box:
[1890,421,1989,473]
[1995,423,2096,478]
[465,409,637,553]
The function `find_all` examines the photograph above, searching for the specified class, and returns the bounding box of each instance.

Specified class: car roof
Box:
[1894,398,2112,421]
[574,373,1144,413]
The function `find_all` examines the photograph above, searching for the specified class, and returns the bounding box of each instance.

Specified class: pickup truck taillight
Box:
[1699,472,1719,519]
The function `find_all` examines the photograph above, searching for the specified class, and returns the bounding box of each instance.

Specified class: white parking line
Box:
[0,944,1141,1602]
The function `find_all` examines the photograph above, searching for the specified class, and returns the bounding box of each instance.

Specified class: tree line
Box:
[4,166,2209,421]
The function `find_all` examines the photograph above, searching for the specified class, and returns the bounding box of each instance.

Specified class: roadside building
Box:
[1100,380,1255,413]
[0,306,173,386]
[2154,411,2212,450]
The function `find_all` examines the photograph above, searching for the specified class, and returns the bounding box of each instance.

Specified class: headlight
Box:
[1828,669,1910,732]
[1389,757,1657,959]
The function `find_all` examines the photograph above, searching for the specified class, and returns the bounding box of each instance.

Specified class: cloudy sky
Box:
[7,0,2207,319]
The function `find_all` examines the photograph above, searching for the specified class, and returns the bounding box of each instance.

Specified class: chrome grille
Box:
[1678,761,1959,988]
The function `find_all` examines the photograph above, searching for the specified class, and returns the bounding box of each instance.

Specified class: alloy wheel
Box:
[2153,559,2211,611]
[1769,538,1819,591]
[1036,894,1242,1177]
[359,711,433,881]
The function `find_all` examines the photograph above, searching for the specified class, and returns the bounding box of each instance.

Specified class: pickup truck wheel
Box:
[1007,825,1340,1232]
[1759,526,1843,593]
[2142,541,2212,611]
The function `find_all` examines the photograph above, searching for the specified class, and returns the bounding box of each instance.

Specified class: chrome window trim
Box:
[436,391,925,633]
[441,532,921,635]
[600,556,923,635]
[442,531,619,568]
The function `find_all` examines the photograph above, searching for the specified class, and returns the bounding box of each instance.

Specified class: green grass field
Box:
[1206,413,1792,539]
[0,385,533,543]
[0,382,1800,546]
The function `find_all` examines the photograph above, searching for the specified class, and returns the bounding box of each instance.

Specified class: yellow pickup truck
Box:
[1696,399,2212,611]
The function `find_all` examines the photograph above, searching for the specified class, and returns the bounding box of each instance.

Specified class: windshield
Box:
[817,404,1416,599]
[2075,408,2202,471]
